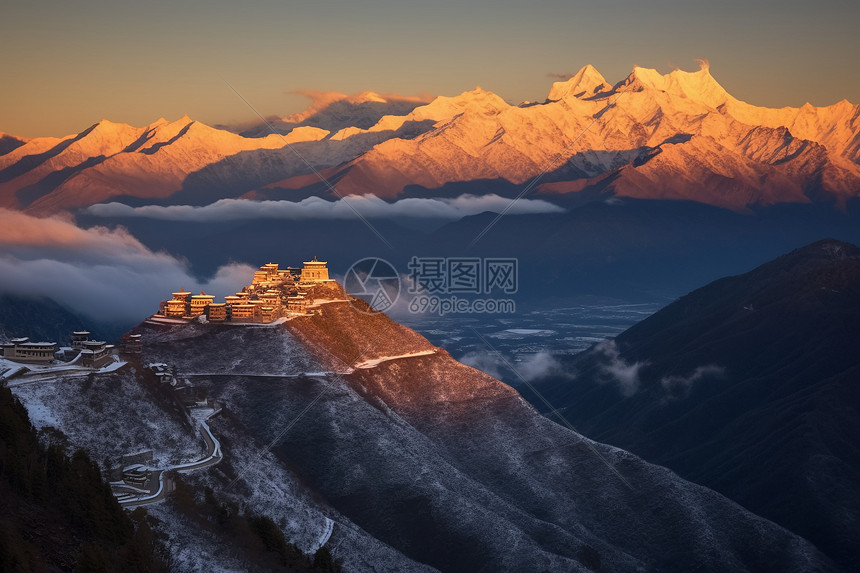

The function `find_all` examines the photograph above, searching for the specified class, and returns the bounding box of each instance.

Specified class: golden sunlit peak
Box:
[547,65,609,101]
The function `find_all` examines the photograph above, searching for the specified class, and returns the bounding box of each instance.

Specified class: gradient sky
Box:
[2,0,858,138]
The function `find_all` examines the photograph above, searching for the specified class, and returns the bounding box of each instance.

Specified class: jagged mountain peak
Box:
[547,64,609,101]
[147,115,193,131]
[420,86,510,115]
[145,117,171,131]
[457,85,507,105]
[345,90,388,104]
[89,118,139,135]
[618,64,732,109]
[59,119,148,156]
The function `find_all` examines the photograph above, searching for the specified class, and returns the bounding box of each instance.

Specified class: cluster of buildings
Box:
[68,331,116,368]
[2,330,121,368]
[156,258,333,324]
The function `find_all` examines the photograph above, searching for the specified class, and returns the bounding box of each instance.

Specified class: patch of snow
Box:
[309,517,334,553]
[98,359,126,373]
[0,363,28,381]
[219,317,291,327]
[22,398,59,427]
[354,349,437,369]
[146,316,192,325]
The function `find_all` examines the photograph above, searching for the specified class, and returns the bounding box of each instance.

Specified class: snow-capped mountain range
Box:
[1,64,858,215]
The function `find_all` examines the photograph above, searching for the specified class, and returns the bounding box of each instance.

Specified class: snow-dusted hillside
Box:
[1,265,841,571]
[8,355,431,572]
[12,370,202,467]
[123,304,836,572]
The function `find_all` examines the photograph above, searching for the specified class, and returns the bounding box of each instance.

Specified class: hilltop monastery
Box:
[155,258,334,324]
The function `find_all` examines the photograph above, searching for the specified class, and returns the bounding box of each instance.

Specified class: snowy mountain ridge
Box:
[1,63,858,214]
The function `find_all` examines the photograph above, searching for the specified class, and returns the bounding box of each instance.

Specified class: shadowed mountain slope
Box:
[531,239,860,569]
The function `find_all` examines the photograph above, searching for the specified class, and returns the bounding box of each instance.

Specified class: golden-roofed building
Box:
[253,263,291,288]
[260,306,277,323]
[189,291,215,317]
[301,257,330,283]
[166,288,191,317]
[207,303,227,322]
[231,303,258,322]
[287,294,310,313]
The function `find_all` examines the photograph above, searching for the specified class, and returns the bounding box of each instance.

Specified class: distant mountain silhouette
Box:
[0,133,26,157]
[0,293,89,344]
[530,239,860,569]
[236,90,432,137]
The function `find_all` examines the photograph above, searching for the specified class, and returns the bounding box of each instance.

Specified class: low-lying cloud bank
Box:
[84,194,564,222]
[0,209,254,324]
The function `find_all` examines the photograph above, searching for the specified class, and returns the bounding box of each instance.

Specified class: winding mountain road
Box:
[117,408,222,507]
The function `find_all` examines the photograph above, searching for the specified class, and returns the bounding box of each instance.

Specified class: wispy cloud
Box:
[85,194,564,222]
[459,349,566,382]
[661,364,725,398]
[594,340,646,397]
[516,351,565,381]
[589,337,724,399]
[0,209,253,324]
[459,350,504,380]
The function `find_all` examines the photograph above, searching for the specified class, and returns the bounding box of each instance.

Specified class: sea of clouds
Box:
[0,208,254,323]
[84,194,564,222]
